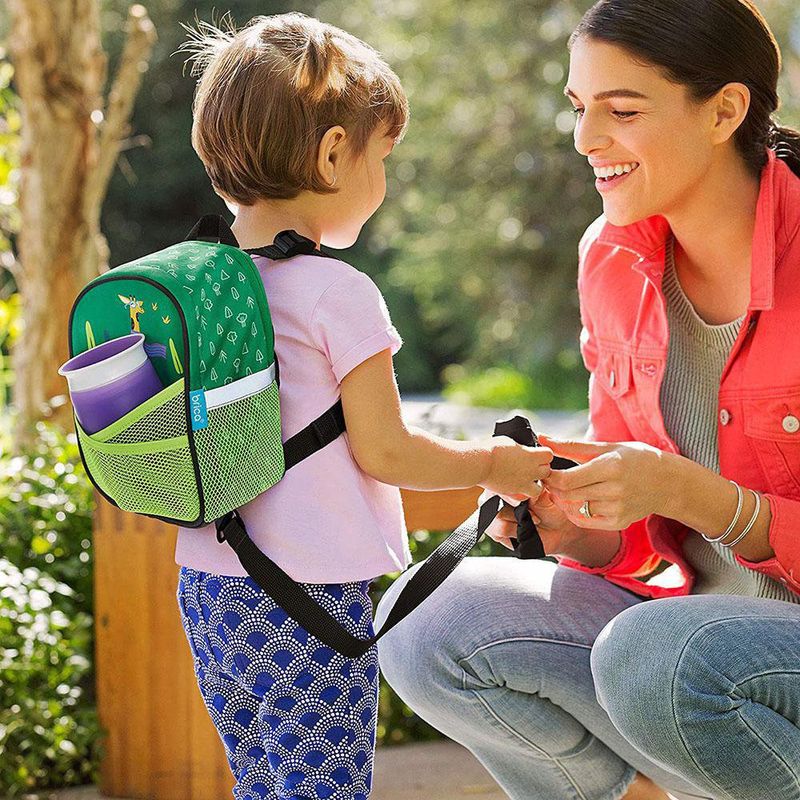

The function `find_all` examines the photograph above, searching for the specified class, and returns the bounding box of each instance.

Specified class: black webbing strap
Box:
[214,414,574,658]
[283,399,346,471]
[492,416,578,559]
[244,227,343,468]
[184,214,240,247]
[216,496,502,659]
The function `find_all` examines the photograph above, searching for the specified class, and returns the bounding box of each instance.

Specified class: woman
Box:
[375,2,800,799]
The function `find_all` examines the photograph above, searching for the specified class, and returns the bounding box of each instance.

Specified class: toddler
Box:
[175,13,552,800]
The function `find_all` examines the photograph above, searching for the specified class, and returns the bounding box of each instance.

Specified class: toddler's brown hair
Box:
[180,12,409,204]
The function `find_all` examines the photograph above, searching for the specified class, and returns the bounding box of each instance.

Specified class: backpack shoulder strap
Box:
[282,398,345,471]
[246,228,345,466]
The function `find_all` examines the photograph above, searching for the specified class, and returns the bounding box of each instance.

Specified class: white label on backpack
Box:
[190,390,209,430]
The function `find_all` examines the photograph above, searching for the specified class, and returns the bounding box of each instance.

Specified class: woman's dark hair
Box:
[570,0,800,178]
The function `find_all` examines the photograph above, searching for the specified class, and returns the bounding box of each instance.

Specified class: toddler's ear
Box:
[316,125,347,187]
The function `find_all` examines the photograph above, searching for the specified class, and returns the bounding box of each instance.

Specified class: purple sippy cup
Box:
[58,333,164,435]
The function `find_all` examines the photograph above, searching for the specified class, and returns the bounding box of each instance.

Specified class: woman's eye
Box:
[569,107,638,119]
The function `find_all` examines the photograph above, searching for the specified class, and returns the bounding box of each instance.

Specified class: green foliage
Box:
[444,365,539,409]
[0,419,98,795]
[0,419,95,608]
[0,560,101,796]
[442,352,589,411]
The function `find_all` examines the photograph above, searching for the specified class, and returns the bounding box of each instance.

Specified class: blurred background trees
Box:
[5,2,156,443]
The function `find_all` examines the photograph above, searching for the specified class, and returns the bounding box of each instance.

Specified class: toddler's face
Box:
[321,128,395,249]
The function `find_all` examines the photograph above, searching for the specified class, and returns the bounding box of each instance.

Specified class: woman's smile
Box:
[592,161,641,193]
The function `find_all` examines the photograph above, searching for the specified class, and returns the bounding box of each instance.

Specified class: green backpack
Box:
[68,215,344,527]
[67,214,534,658]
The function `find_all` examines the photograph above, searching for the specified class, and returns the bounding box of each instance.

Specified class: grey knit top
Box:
[659,237,798,602]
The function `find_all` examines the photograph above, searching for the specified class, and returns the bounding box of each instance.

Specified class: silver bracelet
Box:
[702,480,744,543]
[719,490,761,549]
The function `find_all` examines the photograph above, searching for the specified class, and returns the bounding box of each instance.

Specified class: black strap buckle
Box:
[215,509,239,544]
[273,230,319,258]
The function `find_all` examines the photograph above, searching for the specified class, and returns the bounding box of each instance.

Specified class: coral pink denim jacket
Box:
[561,149,800,599]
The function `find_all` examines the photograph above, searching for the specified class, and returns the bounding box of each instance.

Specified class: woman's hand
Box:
[480,486,581,554]
[537,434,676,530]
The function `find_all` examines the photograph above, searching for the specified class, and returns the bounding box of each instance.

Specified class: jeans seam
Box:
[671,616,800,796]
[460,636,593,663]
[735,708,800,795]
[465,687,589,800]
[458,637,598,800]
[735,668,800,689]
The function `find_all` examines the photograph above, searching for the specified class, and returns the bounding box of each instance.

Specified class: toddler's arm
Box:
[340,349,552,498]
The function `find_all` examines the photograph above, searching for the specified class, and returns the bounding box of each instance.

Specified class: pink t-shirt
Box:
[174,252,411,583]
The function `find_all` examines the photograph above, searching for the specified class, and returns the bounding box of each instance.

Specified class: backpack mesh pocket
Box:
[76,379,201,522]
[194,376,284,521]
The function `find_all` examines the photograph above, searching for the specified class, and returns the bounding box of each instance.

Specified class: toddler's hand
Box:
[480,438,552,500]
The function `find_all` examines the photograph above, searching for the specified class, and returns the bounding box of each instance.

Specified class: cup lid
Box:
[59,333,148,392]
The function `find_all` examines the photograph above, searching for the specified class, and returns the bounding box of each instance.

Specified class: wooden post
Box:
[94,486,481,799]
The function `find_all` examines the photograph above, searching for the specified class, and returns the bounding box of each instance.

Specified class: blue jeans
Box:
[374,558,800,800]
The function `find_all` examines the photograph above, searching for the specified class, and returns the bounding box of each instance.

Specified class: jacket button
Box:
[719,409,731,426]
[609,369,616,388]
[782,415,800,434]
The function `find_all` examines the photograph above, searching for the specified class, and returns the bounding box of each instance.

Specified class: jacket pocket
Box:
[594,346,633,400]
[743,391,800,497]
[592,346,647,440]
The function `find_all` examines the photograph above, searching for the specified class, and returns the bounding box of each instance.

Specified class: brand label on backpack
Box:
[189,390,208,430]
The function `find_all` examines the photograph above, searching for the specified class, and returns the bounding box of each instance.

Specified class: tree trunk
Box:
[7,1,156,448]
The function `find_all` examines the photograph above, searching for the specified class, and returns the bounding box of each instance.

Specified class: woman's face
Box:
[566,37,717,227]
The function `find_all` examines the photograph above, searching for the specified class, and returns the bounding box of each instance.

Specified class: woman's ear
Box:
[316,125,347,187]
[710,82,751,145]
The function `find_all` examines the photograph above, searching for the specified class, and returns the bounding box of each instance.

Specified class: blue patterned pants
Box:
[176,567,379,800]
